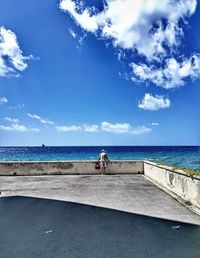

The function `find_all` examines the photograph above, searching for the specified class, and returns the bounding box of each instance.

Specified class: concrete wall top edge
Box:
[144,160,200,180]
[0,160,143,164]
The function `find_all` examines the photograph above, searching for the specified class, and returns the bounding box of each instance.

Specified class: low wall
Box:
[0,160,144,176]
[144,161,200,211]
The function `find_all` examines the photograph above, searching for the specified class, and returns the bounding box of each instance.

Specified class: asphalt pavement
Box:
[0,196,200,258]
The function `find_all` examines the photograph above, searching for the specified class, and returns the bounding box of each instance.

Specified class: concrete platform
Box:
[1,174,200,225]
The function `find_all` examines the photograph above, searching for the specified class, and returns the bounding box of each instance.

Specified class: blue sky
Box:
[0,0,200,146]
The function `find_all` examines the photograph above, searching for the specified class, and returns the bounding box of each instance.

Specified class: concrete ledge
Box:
[144,161,200,214]
[0,160,144,176]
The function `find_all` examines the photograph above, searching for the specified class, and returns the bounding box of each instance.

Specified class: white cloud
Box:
[68,28,77,38]
[60,0,197,61]
[60,0,98,32]
[0,27,34,77]
[28,113,41,120]
[0,96,8,104]
[4,117,19,123]
[56,124,99,132]
[101,121,151,134]
[0,123,39,132]
[56,125,82,132]
[138,93,170,111]
[132,54,200,89]
[83,124,99,132]
[55,122,150,134]
[59,0,200,89]
[28,113,54,125]
[152,122,159,126]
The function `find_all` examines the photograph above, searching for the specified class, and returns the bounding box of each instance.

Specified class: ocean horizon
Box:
[0,146,200,171]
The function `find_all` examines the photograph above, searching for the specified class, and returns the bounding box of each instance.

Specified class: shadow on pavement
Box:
[0,196,200,258]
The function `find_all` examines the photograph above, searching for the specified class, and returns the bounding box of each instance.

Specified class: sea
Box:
[0,146,200,171]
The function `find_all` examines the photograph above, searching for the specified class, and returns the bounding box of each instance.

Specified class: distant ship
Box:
[42,144,46,148]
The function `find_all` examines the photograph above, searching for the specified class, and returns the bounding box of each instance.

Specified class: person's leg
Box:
[105,161,107,174]
[100,162,104,175]
[101,162,106,175]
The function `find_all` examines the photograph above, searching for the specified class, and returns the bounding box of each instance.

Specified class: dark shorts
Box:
[100,161,107,168]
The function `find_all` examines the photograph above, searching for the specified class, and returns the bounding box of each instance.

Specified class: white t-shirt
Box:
[99,152,108,162]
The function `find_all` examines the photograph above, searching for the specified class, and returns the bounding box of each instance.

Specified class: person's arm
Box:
[105,154,110,162]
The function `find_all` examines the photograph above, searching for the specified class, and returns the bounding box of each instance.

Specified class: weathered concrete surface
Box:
[1,174,200,225]
[1,196,200,258]
[144,161,200,214]
[0,160,143,175]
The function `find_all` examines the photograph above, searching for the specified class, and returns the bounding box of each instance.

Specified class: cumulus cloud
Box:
[56,125,82,132]
[0,96,8,104]
[0,123,39,132]
[59,0,197,60]
[4,117,19,123]
[60,0,98,32]
[83,124,99,132]
[152,122,159,126]
[56,121,150,134]
[132,54,200,89]
[56,124,99,132]
[101,121,151,134]
[0,27,34,77]
[28,113,54,125]
[59,0,200,89]
[138,93,170,111]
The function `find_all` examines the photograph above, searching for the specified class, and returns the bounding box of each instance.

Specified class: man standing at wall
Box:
[98,149,110,175]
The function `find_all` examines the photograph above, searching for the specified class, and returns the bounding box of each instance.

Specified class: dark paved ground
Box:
[0,196,200,258]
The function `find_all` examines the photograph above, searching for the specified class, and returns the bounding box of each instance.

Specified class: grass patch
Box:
[156,163,200,176]
[156,162,167,167]
[172,166,200,176]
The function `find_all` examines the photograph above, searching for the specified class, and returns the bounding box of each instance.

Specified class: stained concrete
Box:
[0,160,143,175]
[144,161,200,211]
[1,174,200,225]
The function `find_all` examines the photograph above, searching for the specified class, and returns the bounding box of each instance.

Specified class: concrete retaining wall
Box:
[144,161,200,211]
[0,160,144,176]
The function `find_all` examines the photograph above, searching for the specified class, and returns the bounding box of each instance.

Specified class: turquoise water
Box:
[0,146,200,171]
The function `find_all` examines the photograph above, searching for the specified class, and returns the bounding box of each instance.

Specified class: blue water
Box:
[0,146,200,170]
